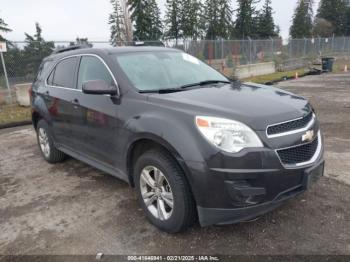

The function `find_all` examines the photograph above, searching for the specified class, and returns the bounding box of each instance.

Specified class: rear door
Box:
[46,56,81,147]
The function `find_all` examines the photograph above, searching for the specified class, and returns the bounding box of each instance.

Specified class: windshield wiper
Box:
[139,88,185,94]
[138,80,231,94]
[180,80,230,89]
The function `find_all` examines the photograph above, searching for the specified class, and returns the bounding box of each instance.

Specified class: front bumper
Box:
[197,159,324,226]
[185,148,324,226]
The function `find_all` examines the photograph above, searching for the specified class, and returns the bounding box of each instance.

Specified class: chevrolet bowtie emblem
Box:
[302,130,315,142]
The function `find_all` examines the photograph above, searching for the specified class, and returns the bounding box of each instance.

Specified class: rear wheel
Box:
[134,149,196,233]
[36,119,66,163]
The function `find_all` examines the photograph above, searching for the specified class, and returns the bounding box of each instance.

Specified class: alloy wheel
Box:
[140,166,174,221]
[38,128,50,158]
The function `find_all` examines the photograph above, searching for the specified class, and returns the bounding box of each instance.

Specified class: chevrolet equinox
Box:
[31,46,324,233]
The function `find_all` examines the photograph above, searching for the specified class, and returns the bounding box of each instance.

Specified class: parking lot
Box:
[0,73,350,255]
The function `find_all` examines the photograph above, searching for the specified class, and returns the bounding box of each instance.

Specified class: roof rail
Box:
[52,44,92,54]
[133,41,165,47]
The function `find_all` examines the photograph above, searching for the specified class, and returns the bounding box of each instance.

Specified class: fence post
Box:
[0,51,12,103]
[248,37,252,64]
[208,41,213,65]
[221,38,224,60]
[343,36,346,54]
[318,36,322,56]
[303,37,307,57]
[269,37,274,61]
[331,34,335,54]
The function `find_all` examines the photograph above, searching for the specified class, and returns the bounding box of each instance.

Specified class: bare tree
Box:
[120,0,133,41]
[109,0,133,45]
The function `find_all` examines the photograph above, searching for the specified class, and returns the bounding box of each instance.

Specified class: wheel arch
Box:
[32,111,43,130]
[126,135,191,189]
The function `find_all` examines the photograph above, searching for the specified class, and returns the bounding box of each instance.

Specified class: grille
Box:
[267,113,313,136]
[277,136,319,165]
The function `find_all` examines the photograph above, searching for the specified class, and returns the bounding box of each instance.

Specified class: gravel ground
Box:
[0,73,349,255]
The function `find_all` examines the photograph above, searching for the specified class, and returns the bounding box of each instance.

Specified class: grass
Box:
[242,68,310,84]
[0,104,31,126]
[333,58,350,73]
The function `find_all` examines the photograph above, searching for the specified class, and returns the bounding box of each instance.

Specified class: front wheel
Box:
[134,150,196,233]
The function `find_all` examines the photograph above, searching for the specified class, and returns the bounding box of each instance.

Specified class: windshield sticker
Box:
[182,53,200,65]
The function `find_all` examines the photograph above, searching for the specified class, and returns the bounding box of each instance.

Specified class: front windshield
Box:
[114,51,228,91]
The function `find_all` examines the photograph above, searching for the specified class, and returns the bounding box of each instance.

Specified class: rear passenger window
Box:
[77,56,113,90]
[51,57,78,88]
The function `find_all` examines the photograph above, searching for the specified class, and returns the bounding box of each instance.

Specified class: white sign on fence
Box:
[0,42,7,52]
[0,41,11,102]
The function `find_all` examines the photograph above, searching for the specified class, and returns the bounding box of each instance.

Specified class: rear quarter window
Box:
[35,60,52,82]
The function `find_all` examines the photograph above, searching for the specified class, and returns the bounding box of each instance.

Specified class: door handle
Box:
[71,98,80,109]
[71,98,79,105]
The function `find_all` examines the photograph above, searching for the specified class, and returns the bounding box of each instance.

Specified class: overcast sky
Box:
[1,0,321,42]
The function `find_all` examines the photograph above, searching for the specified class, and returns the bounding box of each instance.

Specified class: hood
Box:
[147,82,311,131]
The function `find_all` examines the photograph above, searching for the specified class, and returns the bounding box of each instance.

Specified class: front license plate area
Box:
[304,162,324,189]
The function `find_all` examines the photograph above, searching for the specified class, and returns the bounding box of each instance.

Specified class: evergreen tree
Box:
[0,17,12,41]
[234,0,260,39]
[109,0,127,45]
[313,18,334,37]
[257,0,278,38]
[148,0,163,40]
[180,0,203,40]
[23,23,55,76]
[204,0,233,40]
[128,0,162,40]
[289,0,313,38]
[69,37,92,47]
[164,0,182,43]
[128,0,149,40]
[216,0,234,39]
[203,0,218,40]
[316,0,347,36]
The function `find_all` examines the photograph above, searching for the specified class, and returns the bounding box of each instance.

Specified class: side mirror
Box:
[82,80,118,96]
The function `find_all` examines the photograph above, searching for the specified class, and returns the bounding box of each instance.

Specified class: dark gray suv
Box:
[31,46,324,233]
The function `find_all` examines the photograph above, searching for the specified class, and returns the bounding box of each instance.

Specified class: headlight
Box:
[195,116,263,153]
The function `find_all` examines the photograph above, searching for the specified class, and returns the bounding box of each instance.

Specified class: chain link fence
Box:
[1,36,350,109]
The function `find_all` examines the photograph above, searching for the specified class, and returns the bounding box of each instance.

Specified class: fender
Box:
[123,111,209,165]
[121,111,217,204]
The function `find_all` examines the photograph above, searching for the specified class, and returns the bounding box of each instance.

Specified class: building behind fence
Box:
[1,36,350,102]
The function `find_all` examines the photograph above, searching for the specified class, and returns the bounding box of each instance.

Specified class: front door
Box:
[72,55,120,167]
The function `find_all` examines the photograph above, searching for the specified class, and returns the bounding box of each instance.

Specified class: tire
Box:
[36,119,66,163]
[134,149,196,233]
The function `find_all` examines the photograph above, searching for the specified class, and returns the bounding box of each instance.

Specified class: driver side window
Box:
[77,56,114,90]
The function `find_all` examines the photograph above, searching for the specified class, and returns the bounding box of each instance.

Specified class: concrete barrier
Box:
[15,83,31,107]
[278,58,310,71]
[234,62,276,79]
